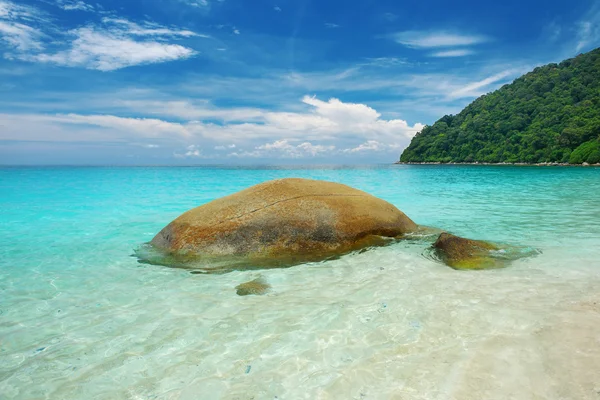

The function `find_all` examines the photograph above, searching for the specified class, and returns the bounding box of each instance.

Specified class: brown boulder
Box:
[148,178,417,271]
[433,232,500,270]
[235,278,271,296]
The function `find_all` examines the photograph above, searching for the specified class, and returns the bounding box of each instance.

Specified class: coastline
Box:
[395,161,600,167]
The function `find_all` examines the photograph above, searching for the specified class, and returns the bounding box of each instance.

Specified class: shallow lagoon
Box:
[1,165,599,399]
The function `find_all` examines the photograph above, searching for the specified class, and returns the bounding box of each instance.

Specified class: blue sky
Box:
[0,0,598,165]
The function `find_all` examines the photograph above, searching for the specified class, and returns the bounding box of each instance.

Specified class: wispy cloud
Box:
[575,3,600,52]
[181,0,209,7]
[3,10,200,71]
[0,0,46,52]
[0,20,44,51]
[100,18,202,38]
[324,23,340,29]
[56,0,95,12]
[30,26,196,71]
[360,57,408,67]
[429,49,475,57]
[393,30,489,48]
[274,6,281,12]
[448,69,517,99]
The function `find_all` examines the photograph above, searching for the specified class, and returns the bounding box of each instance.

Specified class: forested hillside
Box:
[400,48,600,164]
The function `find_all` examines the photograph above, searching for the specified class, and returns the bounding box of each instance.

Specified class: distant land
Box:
[399,47,600,165]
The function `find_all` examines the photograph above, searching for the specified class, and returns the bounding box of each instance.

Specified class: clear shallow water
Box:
[1,165,599,399]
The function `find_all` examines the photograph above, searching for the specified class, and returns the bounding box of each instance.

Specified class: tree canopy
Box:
[399,47,600,164]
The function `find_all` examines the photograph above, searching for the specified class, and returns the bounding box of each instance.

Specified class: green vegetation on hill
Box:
[400,48,600,164]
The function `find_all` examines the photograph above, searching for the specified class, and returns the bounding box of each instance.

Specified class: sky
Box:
[0,0,599,165]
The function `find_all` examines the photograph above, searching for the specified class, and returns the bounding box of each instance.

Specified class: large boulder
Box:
[146,178,417,271]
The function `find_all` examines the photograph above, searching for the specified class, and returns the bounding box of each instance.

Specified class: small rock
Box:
[236,278,271,296]
[432,232,500,270]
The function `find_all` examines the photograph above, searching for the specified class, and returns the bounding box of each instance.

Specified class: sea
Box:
[1,165,599,400]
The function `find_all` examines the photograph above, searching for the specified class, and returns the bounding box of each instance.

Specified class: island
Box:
[399,47,600,165]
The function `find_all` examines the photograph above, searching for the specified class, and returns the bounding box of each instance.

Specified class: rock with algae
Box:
[432,232,536,270]
[235,278,271,296]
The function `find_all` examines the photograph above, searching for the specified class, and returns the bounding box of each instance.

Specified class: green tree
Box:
[400,47,600,164]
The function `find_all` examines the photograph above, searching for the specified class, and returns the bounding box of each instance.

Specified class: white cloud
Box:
[214,144,236,150]
[393,31,489,48]
[175,144,203,158]
[182,0,209,7]
[30,27,196,71]
[274,6,281,12]
[361,57,408,67]
[0,20,44,51]
[100,18,202,38]
[325,23,340,29]
[0,1,46,52]
[429,49,475,57]
[20,15,200,71]
[233,28,240,35]
[0,1,199,70]
[343,140,400,153]
[57,0,94,12]
[251,139,335,158]
[448,69,517,99]
[0,1,42,20]
[575,4,600,52]
[0,95,424,160]
[54,113,192,138]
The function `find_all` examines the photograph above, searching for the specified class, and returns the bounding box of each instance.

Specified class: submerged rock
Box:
[143,178,417,272]
[431,232,541,270]
[432,233,503,270]
[235,278,271,296]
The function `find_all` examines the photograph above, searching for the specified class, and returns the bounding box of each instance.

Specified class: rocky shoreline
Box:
[396,161,600,167]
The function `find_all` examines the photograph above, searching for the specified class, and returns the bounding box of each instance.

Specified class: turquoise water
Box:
[1,165,599,399]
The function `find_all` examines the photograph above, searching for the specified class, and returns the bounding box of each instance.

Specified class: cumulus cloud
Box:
[0,95,423,160]
[175,144,203,158]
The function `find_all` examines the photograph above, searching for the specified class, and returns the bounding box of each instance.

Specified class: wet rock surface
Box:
[235,278,271,296]
[143,178,417,271]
